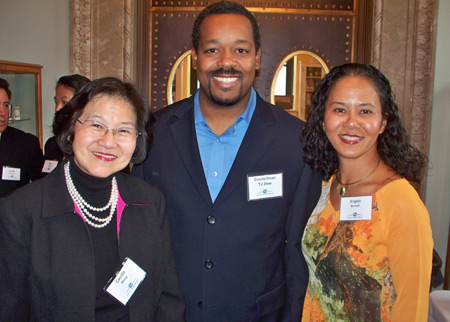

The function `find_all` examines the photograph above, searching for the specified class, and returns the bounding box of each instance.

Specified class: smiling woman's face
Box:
[72,95,137,178]
[323,76,387,162]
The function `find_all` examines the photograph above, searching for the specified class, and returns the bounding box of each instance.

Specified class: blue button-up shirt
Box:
[194,89,256,202]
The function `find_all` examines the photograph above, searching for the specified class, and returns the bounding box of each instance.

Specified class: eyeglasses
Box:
[1,103,12,109]
[77,119,141,142]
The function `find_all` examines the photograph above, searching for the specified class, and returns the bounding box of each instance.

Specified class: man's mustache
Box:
[208,68,243,78]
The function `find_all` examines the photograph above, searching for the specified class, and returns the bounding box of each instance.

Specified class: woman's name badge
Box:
[339,196,372,221]
[247,171,283,201]
[42,160,58,173]
[104,257,147,305]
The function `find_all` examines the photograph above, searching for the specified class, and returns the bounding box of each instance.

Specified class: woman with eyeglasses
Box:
[0,77,185,321]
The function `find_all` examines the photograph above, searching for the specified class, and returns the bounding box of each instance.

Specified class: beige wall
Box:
[426,0,450,286]
[0,0,70,143]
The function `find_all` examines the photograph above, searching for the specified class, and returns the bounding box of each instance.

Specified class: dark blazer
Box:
[0,126,44,197]
[0,160,185,322]
[44,136,64,161]
[132,93,322,322]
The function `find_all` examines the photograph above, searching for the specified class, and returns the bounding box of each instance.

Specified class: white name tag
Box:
[104,257,147,305]
[247,172,283,201]
[2,166,21,181]
[42,160,58,173]
[339,196,372,221]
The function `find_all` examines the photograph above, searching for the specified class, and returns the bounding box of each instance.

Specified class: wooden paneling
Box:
[146,0,369,110]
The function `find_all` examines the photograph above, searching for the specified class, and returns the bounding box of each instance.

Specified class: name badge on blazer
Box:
[247,171,283,201]
[2,166,21,181]
[104,257,147,305]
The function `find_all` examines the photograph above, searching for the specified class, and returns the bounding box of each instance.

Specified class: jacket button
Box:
[197,301,203,309]
[205,260,214,269]
[207,215,216,224]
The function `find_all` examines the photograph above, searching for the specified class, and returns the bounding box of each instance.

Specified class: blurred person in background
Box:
[0,77,44,197]
[44,74,90,163]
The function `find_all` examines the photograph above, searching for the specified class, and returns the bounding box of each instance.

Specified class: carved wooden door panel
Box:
[143,0,370,111]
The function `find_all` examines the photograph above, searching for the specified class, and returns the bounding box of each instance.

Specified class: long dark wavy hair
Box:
[302,63,427,183]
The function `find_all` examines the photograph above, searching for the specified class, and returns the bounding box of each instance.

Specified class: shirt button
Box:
[207,216,216,224]
[212,171,218,177]
[205,260,214,269]
[197,301,203,309]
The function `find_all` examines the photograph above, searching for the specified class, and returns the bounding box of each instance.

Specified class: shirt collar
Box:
[194,88,256,127]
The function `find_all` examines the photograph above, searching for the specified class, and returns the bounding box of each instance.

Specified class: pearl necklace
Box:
[64,162,118,228]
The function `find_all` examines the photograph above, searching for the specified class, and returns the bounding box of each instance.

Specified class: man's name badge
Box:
[104,257,147,305]
[339,196,372,221]
[42,160,58,173]
[2,166,20,181]
[247,171,283,201]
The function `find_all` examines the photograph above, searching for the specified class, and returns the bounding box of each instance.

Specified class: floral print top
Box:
[301,177,433,322]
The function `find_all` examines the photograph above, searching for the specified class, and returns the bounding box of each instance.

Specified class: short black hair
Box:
[302,63,427,183]
[0,78,12,100]
[192,1,260,52]
[56,74,90,92]
[53,77,154,164]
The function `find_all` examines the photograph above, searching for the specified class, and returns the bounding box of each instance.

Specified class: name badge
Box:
[247,171,283,201]
[42,160,58,173]
[339,196,372,221]
[104,257,147,305]
[2,166,21,181]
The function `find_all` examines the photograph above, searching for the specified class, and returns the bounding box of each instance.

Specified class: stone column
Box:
[70,0,135,81]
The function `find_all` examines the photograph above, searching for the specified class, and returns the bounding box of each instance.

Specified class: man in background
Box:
[132,1,321,320]
[0,78,44,197]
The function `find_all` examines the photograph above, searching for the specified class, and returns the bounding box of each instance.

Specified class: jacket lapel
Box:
[214,96,276,205]
[169,99,213,206]
[41,159,77,218]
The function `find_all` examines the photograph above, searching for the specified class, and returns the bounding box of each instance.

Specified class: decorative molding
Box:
[123,0,133,82]
[71,0,134,81]
[372,0,438,196]
[410,0,436,155]
[371,0,382,67]
[136,0,150,94]
[70,0,92,78]
[150,0,354,10]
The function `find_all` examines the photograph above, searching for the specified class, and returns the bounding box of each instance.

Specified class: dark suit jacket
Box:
[0,126,44,197]
[132,93,322,322]
[0,160,185,322]
[44,135,64,161]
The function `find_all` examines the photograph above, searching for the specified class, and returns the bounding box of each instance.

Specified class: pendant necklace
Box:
[64,161,118,228]
[336,158,381,197]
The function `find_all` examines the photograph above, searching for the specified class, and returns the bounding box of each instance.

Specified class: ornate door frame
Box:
[70,0,439,196]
